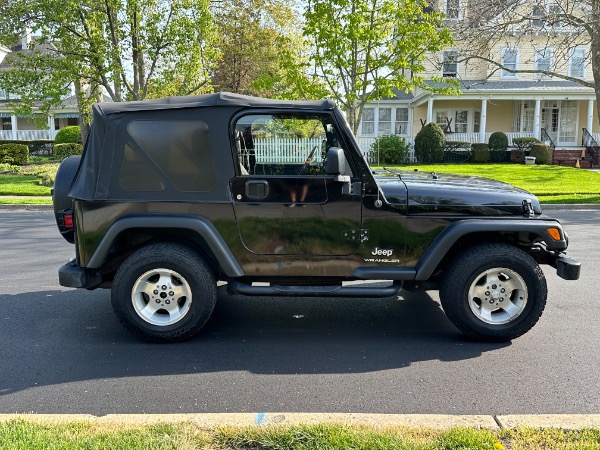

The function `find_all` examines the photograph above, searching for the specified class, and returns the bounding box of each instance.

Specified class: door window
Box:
[234,114,344,177]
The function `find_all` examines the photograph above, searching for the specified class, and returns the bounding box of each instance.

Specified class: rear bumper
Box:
[59,260,102,288]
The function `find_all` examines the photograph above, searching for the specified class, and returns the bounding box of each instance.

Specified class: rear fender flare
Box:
[86,215,244,277]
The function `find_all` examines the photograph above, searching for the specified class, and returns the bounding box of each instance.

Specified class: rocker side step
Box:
[228,280,403,298]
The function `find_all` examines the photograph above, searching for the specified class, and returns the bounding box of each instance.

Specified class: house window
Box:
[435,111,450,132]
[442,50,458,77]
[548,3,562,27]
[570,48,586,78]
[531,5,545,27]
[1,117,11,130]
[361,108,375,135]
[473,111,481,133]
[378,108,392,135]
[395,108,409,135]
[454,111,468,133]
[0,89,7,99]
[535,48,553,77]
[446,0,459,19]
[501,48,518,78]
[514,101,535,133]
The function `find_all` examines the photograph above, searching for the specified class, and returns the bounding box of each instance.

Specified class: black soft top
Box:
[70,92,339,201]
[94,92,336,115]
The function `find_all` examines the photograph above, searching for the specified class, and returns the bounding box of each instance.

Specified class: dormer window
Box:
[442,50,458,77]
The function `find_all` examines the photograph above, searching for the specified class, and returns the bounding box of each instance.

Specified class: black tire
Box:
[439,243,547,342]
[111,242,216,342]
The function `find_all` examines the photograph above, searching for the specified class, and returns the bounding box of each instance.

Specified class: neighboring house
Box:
[357,0,599,159]
[0,33,79,142]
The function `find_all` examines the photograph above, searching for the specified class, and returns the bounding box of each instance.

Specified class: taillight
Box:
[63,213,73,229]
[59,209,74,231]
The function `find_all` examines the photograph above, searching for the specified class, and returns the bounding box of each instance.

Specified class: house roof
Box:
[0,41,58,70]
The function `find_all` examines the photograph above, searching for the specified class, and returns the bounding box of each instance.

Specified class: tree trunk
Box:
[593,0,600,130]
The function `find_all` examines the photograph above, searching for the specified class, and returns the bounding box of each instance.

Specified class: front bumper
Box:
[556,256,581,280]
[59,260,102,288]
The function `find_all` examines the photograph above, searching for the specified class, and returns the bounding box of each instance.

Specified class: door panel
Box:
[231,176,362,256]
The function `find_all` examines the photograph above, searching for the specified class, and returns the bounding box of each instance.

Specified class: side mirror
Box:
[325,147,346,175]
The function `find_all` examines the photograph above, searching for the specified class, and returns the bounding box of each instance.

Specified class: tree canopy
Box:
[301,0,457,133]
[449,0,600,127]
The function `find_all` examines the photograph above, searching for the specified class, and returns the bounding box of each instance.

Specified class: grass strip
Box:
[386,164,600,203]
[1,420,600,450]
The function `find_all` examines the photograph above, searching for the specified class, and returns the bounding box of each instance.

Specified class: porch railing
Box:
[540,128,556,149]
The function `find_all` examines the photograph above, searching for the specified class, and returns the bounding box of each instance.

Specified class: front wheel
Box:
[111,242,216,342]
[439,243,547,342]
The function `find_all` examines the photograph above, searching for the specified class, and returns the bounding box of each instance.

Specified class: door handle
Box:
[245,180,270,200]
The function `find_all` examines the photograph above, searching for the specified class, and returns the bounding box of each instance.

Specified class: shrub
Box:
[414,122,445,163]
[54,143,83,159]
[488,132,508,151]
[444,141,471,151]
[54,125,82,145]
[489,149,508,163]
[369,135,410,164]
[512,137,540,152]
[529,143,552,165]
[511,149,525,164]
[471,143,490,163]
[0,139,54,155]
[0,143,29,165]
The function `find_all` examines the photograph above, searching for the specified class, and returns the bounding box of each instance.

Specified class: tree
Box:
[211,0,294,96]
[0,0,218,141]
[449,0,600,128]
[301,0,457,133]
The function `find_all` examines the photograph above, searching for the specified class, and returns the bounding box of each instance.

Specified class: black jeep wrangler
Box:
[53,92,580,342]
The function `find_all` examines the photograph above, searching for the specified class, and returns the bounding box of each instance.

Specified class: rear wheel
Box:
[111,242,216,342]
[439,243,547,342]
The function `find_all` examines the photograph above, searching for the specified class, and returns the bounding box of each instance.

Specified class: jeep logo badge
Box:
[372,247,393,257]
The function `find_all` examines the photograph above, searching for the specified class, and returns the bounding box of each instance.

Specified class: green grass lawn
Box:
[380,164,600,204]
[0,174,52,196]
[1,420,600,450]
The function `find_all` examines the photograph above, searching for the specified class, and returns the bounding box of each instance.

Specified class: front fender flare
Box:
[414,218,567,281]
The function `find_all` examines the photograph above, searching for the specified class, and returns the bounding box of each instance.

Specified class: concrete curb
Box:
[1,413,600,429]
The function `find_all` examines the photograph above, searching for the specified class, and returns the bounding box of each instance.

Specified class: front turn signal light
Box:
[547,227,561,241]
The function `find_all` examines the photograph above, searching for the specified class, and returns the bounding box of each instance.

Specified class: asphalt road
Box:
[0,209,598,415]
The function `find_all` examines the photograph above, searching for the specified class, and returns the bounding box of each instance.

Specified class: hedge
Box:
[0,143,29,165]
[471,143,490,163]
[529,143,552,165]
[414,123,445,163]
[53,143,83,159]
[0,139,53,155]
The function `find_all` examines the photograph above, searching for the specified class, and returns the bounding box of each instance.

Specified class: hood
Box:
[376,170,542,216]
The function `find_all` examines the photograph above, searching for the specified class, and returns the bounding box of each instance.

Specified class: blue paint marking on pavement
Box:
[256,412,266,425]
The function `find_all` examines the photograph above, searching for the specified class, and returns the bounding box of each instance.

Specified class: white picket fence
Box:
[252,137,324,163]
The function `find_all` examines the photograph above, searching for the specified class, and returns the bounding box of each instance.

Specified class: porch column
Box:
[533,99,541,140]
[586,99,594,134]
[479,99,487,143]
[48,115,55,140]
[10,114,17,140]
[426,97,434,124]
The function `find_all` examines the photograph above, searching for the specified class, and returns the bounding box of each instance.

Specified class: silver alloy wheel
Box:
[131,268,192,326]
[467,267,528,325]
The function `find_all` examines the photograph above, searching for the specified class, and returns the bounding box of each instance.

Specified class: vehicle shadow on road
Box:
[0,287,509,397]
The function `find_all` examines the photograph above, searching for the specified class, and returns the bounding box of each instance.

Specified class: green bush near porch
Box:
[414,122,445,163]
[529,143,552,165]
[471,143,490,163]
